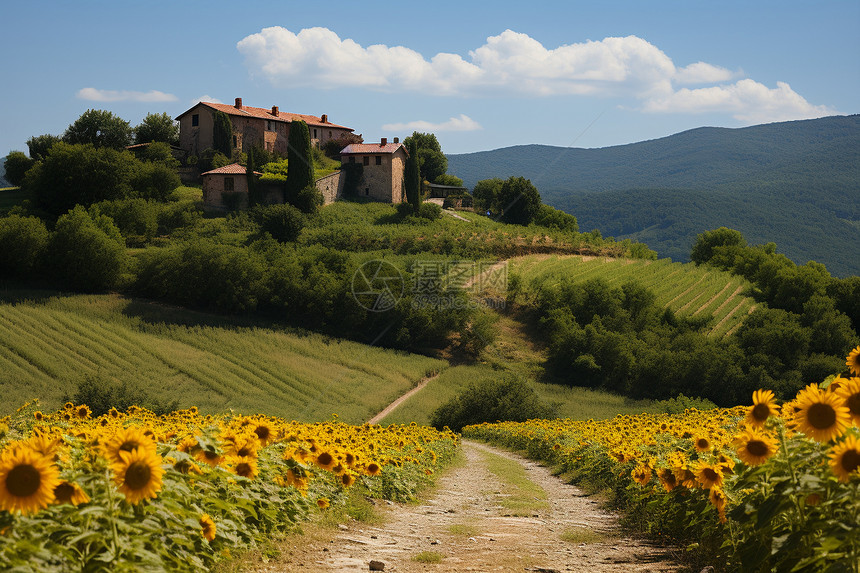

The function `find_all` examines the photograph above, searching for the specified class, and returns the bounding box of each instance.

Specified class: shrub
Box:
[293,185,323,214]
[430,376,554,431]
[90,198,159,245]
[3,151,34,186]
[0,214,50,279]
[533,204,578,232]
[64,374,178,417]
[251,203,305,242]
[47,206,128,291]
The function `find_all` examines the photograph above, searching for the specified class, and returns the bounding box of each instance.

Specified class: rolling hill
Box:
[447,115,860,277]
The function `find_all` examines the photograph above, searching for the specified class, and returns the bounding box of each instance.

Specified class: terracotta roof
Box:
[177,101,353,131]
[340,143,405,155]
[200,163,262,176]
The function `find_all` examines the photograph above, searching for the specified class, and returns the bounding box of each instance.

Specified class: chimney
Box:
[393,137,399,144]
[321,114,328,123]
[381,137,387,146]
[271,105,279,117]
[235,97,243,109]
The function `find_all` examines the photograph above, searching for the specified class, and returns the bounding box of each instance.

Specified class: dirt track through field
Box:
[261,441,678,572]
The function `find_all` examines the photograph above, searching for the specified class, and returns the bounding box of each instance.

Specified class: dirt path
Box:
[262,441,677,572]
[367,372,441,424]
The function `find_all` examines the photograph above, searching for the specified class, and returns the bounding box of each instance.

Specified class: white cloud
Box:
[190,94,223,105]
[237,26,834,123]
[77,88,177,103]
[643,79,837,123]
[382,114,482,132]
[675,62,737,84]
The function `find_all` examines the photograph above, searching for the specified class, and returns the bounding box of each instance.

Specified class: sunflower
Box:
[232,458,258,480]
[194,447,224,467]
[836,377,860,426]
[709,487,728,523]
[33,411,44,422]
[103,426,157,463]
[252,422,275,447]
[847,346,860,376]
[340,472,356,487]
[200,514,216,542]
[314,451,337,471]
[76,405,91,420]
[631,463,652,486]
[693,436,712,453]
[657,468,678,492]
[112,447,164,505]
[53,480,90,505]
[794,384,851,442]
[733,428,778,466]
[828,435,860,482]
[745,389,779,427]
[0,445,61,515]
[694,461,724,490]
[316,497,330,509]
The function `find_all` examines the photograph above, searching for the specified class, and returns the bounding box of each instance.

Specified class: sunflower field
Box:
[464,346,860,572]
[0,404,458,571]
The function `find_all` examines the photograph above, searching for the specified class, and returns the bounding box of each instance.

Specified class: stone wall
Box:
[316,170,345,205]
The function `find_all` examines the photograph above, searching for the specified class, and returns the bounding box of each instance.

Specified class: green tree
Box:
[286,120,314,204]
[403,131,448,183]
[690,227,747,265]
[3,151,34,186]
[472,178,503,213]
[212,110,233,158]
[434,173,464,187]
[251,203,305,242]
[404,138,421,214]
[0,215,50,278]
[26,134,61,161]
[497,176,541,225]
[134,112,179,145]
[48,206,128,291]
[27,142,139,215]
[63,109,133,149]
[533,204,578,232]
[134,141,179,168]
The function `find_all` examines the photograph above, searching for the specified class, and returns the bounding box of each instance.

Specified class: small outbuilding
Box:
[201,163,261,212]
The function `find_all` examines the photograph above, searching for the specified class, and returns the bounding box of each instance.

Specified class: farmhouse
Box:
[340,138,407,203]
[176,98,355,157]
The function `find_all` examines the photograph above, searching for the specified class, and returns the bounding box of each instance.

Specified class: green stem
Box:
[105,468,121,563]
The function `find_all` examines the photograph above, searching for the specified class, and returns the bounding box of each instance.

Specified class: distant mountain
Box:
[447,115,860,277]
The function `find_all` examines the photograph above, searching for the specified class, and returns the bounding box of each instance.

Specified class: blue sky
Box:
[2,0,858,158]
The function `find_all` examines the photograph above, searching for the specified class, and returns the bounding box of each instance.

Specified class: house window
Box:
[233,135,238,148]
[329,130,332,137]
[313,128,317,138]
[375,156,382,165]
[365,188,370,196]
[363,156,369,166]
[224,177,234,191]
[267,120,274,131]
[192,114,199,127]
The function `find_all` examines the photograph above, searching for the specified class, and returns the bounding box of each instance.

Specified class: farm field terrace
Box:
[0,290,444,421]
[510,254,757,338]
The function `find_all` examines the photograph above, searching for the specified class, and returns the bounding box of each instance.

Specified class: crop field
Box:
[0,292,444,421]
[510,255,757,337]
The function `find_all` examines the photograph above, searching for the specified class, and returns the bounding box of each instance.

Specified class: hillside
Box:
[0,291,444,421]
[447,115,860,277]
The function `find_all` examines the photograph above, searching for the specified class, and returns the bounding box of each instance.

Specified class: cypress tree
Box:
[212,111,233,158]
[285,120,314,204]
[405,139,421,214]
[246,147,259,206]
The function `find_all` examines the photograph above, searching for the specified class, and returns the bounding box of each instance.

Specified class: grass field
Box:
[0,290,445,421]
[509,254,757,337]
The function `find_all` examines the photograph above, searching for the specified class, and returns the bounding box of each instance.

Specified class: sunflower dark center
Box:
[120,441,141,453]
[125,461,152,490]
[746,440,769,457]
[254,427,270,440]
[697,439,710,449]
[807,403,837,429]
[54,482,75,502]
[203,450,219,460]
[236,462,253,477]
[752,403,771,421]
[703,468,719,482]
[6,464,40,497]
[317,453,333,466]
[846,394,860,416]
[840,450,860,473]
[237,447,252,457]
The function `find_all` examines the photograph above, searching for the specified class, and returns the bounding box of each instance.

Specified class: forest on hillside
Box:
[447,115,860,277]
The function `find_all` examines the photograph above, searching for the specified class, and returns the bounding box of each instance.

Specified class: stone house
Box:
[200,163,262,211]
[176,98,355,157]
[340,138,407,203]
